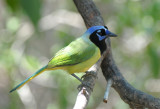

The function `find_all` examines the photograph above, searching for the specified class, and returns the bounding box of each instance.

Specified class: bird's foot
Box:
[77,71,97,91]
[77,81,93,91]
[81,71,97,80]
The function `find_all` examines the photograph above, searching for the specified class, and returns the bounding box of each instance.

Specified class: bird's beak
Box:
[106,30,117,37]
[108,32,117,37]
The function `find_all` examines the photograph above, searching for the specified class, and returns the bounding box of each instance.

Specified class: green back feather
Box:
[47,37,96,68]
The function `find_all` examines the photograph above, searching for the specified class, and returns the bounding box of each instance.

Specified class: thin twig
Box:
[103,79,112,103]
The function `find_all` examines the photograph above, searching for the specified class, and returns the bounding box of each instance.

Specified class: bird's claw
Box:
[77,71,97,91]
[81,71,97,80]
[77,82,93,91]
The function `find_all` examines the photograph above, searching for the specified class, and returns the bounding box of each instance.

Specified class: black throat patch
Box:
[89,30,107,54]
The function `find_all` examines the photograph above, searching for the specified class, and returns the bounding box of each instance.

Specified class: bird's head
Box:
[85,26,117,54]
[86,25,117,41]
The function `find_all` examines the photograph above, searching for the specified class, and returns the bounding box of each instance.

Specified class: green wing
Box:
[47,38,96,68]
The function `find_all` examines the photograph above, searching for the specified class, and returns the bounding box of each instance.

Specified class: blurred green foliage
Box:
[0,0,160,109]
[5,0,20,12]
[20,0,41,27]
[5,0,41,27]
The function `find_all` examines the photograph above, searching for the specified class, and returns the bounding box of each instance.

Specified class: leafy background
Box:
[0,0,160,109]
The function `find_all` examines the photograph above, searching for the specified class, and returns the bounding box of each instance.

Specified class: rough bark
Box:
[73,0,160,109]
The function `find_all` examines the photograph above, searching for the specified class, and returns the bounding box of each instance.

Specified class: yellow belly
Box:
[63,47,101,74]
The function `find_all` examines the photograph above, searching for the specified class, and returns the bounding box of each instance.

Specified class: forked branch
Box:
[73,0,160,109]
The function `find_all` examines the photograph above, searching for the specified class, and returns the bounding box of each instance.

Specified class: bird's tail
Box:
[9,65,48,93]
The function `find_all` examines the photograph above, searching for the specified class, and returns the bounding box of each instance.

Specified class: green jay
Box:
[10,26,117,93]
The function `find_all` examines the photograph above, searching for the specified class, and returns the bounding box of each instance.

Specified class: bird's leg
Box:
[71,74,83,83]
[81,71,97,80]
[71,74,92,91]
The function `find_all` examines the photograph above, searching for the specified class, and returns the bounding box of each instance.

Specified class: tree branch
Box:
[73,0,160,109]
[73,0,105,28]
[73,45,110,109]
[73,0,106,108]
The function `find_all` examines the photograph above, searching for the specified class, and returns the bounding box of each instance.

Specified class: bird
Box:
[9,25,117,93]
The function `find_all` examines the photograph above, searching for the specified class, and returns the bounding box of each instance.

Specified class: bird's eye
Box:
[97,30,103,36]
[97,29,106,36]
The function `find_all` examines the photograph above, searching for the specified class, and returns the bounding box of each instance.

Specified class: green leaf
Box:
[5,0,20,12]
[20,0,41,27]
